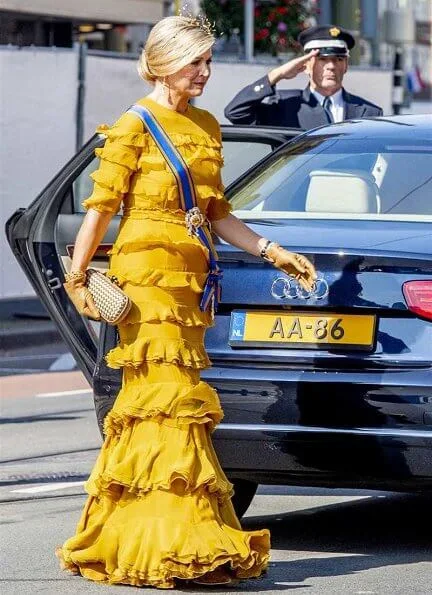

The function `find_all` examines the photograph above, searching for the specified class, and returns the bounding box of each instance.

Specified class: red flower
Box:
[277,7,288,15]
[255,27,270,41]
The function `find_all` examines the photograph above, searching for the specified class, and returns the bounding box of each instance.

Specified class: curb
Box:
[1,321,63,351]
[1,298,63,351]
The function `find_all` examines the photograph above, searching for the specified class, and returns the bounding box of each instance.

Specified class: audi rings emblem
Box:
[271,276,329,300]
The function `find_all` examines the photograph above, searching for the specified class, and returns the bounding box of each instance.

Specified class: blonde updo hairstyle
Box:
[138,16,215,84]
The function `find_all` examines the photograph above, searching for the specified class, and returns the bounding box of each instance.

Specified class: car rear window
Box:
[230,137,432,221]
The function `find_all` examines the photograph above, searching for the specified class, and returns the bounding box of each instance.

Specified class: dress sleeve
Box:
[82,112,144,214]
[205,121,233,222]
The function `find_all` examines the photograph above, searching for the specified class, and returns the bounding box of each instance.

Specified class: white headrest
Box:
[305,169,380,214]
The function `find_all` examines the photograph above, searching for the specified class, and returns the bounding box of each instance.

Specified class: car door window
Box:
[222,140,274,186]
[73,156,101,213]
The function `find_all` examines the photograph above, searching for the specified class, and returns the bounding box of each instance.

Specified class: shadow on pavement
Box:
[237,493,432,587]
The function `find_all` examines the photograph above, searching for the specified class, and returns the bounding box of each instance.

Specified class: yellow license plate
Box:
[229,311,376,350]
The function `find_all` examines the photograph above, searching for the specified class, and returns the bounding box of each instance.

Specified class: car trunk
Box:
[206,218,432,369]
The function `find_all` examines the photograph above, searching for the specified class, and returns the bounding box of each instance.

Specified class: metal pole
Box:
[75,41,86,152]
[360,0,380,66]
[392,46,404,115]
[317,0,332,25]
[244,0,254,62]
[332,0,361,65]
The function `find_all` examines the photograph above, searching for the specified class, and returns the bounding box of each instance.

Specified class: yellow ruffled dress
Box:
[57,97,270,588]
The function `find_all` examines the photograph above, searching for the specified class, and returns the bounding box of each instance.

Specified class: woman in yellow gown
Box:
[58,15,316,589]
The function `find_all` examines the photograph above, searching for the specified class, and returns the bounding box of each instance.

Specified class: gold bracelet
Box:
[259,239,271,259]
[65,270,86,282]
[260,240,278,263]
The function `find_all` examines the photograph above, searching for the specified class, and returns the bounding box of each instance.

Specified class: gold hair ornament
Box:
[179,8,216,36]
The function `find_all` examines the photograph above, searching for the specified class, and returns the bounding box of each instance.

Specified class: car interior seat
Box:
[305,169,381,214]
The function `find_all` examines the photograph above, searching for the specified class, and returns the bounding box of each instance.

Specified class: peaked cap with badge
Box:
[224,24,382,129]
[298,25,355,57]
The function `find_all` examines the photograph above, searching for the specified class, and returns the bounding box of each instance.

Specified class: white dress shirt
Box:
[311,88,345,123]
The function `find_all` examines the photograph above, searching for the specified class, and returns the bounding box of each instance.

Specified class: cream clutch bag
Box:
[85,268,131,325]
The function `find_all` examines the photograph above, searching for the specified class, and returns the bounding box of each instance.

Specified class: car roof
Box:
[220,123,302,143]
[305,114,432,139]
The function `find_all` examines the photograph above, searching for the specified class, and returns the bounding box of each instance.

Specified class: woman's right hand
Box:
[63,271,100,320]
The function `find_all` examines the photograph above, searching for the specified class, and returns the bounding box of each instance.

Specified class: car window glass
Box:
[73,157,100,213]
[222,140,273,186]
[71,156,105,341]
[231,138,432,219]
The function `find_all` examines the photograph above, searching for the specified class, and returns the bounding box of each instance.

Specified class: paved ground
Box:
[1,373,432,594]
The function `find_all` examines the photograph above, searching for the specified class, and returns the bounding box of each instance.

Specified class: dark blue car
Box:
[6,115,432,517]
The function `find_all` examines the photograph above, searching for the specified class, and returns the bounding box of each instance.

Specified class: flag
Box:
[406,66,427,94]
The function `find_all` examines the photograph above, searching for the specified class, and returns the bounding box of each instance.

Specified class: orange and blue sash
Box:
[127,104,222,313]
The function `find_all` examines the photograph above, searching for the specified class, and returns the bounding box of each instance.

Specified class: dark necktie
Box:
[323,96,334,123]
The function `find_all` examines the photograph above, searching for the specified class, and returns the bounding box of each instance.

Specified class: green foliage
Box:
[201,0,315,56]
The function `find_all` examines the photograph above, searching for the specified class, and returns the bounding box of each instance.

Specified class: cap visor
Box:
[307,47,349,56]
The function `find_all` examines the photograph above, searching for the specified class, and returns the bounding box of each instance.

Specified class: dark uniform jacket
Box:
[224,75,383,129]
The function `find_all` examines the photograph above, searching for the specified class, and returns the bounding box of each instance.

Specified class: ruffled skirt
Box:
[58,364,270,588]
[57,217,270,587]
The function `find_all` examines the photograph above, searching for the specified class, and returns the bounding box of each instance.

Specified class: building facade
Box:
[0,0,166,51]
[317,0,430,98]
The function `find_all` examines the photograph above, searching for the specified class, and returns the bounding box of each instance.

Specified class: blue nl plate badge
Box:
[229,311,246,345]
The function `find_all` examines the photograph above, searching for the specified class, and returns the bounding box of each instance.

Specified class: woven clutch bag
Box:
[85,268,131,325]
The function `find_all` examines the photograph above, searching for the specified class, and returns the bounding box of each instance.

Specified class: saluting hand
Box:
[268,49,319,86]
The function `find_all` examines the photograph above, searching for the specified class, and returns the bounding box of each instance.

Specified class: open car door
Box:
[6,124,299,517]
[6,125,299,424]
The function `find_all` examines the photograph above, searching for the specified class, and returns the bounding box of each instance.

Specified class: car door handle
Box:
[44,268,63,291]
[47,277,62,290]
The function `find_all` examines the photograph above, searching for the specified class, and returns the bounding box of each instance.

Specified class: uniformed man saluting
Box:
[225,25,383,129]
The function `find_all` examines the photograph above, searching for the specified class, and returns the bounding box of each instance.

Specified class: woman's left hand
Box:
[265,243,317,292]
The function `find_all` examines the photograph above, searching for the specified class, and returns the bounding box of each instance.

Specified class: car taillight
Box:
[403,281,432,321]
